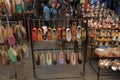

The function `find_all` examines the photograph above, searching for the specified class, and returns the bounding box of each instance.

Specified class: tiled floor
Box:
[0,42,119,80]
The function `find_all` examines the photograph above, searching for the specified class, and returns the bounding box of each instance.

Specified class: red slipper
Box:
[32,27,37,41]
[57,27,62,40]
[62,27,66,40]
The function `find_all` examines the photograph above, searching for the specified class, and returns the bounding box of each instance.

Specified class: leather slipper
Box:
[66,50,70,64]
[81,28,86,41]
[62,27,66,40]
[71,52,76,65]
[32,27,38,41]
[40,53,45,65]
[38,28,43,42]
[59,51,64,64]
[53,52,57,65]
[35,52,40,65]
[66,28,71,42]
[57,27,62,40]
[42,25,47,40]
[52,28,57,40]
[46,52,52,65]
[78,53,82,64]
[47,27,52,40]
[76,26,81,42]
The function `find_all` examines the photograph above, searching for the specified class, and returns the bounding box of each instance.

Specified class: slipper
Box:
[47,27,52,40]
[118,32,120,42]
[0,25,6,43]
[57,27,62,40]
[22,43,29,58]
[15,0,22,14]
[52,28,57,40]
[16,46,24,61]
[66,50,70,64]
[1,51,7,67]
[62,27,66,40]
[76,26,81,42]
[81,28,86,41]
[32,27,38,41]
[37,28,43,42]
[20,25,26,34]
[53,52,57,65]
[5,0,11,13]
[71,52,76,65]
[35,52,40,65]
[14,25,22,41]
[11,0,16,13]
[40,53,45,65]
[6,27,16,45]
[42,26,47,40]
[8,47,17,62]
[71,22,77,41]
[59,51,64,64]
[66,28,71,42]
[46,52,52,65]
[78,53,82,64]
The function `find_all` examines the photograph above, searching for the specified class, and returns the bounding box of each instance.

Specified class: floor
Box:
[0,42,119,80]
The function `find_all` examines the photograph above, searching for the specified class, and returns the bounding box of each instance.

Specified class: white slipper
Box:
[71,52,76,65]
[76,26,81,41]
[42,25,48,35]
[40,53,45,65]
[66,28,71,42]
[46,52,52,66]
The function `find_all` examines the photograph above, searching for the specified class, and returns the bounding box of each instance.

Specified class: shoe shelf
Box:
[29,18,88,79]
[0,17,29,80]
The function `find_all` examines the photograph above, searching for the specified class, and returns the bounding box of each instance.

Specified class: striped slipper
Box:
[46,52,52,65]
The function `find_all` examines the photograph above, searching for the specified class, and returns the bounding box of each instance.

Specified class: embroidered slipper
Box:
[32,27,38,41]
[52,28,57,41]
[11,0,16,13]
[16,25,22,40]
[5,0,11,13]
[37,28,43,42]
[76,26,81,42]
[6,26,16,45]
[40,53,45,65]
[78,53,82,64]
[57,27,62,40]
[0,25,6,43]
[53,52,57,65]
[62,27,66,40]
[46,52,52,65]
[15,0,22,14]
[8,47,17,62]
[66,28,71,42]
[81,28,86,41]
[42,26,47,40]
[71,22,77,41]
[47,27,52,40]
[59,51,64,64]
[71,52,76,65]
[16,46,24,61]
[66,50,70,64]
[35,52,40,65]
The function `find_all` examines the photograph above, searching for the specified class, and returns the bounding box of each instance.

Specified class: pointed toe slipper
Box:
[47,27,52,40]
[62,27,66,40]
[59,51,64,64]
[42,26,47,40]
[81,28,86,41]
[71,52,76,65]
[40,53,45,65]
[38,28,43,42]
[66,51,70,64]
[66,28,71,42]
[52,28,57,41]
[35,52,40,65]
[78,53,82,64]
[46,52,52,65]
[53,52,57,65]
[57,27,62,40]
[32,27,38,41]
[76,26,82,42]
